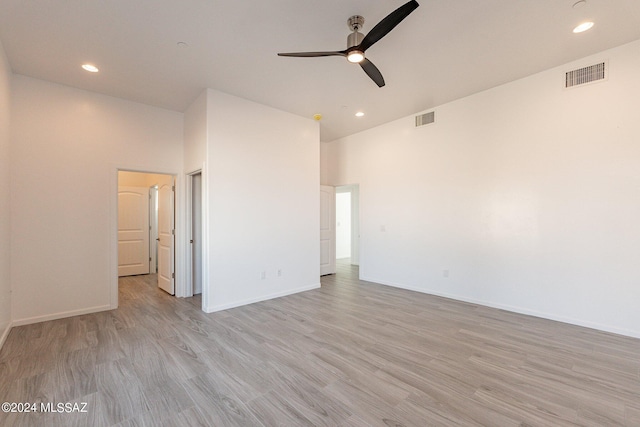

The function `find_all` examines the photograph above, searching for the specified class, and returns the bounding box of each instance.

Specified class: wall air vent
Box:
[415,111,435,127]
[565,62,606,88]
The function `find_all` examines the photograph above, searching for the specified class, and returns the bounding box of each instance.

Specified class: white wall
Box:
[11,75,183,324]
[205,89,320,311]
[0,39,12,346]
[183,90,208,303]
[184,91,207,174]
[118,171,173,188]
[323,39,640,338]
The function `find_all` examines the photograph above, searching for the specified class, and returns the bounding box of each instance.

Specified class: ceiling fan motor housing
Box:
[347,15,365,48]
[347,31,364,48]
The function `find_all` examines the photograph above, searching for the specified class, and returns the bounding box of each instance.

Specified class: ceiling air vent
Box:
[415,111,435,127]
[565,62,606,88]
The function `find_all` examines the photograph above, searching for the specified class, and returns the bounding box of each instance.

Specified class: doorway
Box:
[320,185,336,276]
[117,170,176,295]
[190,172,203,295]
[336,184,360,266]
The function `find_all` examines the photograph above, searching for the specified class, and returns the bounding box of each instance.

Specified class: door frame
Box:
[185,166,207,311]
[110,166,185,309]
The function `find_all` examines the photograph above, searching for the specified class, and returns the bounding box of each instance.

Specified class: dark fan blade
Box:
[277,51,346,58]
[359,0,419,52]
[360,58,385,87]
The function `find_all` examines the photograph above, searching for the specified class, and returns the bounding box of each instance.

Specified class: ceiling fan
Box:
[277,0,419,88]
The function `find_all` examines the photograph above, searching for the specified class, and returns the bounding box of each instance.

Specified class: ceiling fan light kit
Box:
[347,50,365,63]
[277,0,420,87]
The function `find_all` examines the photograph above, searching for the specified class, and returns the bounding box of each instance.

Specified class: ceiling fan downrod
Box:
[347,15,365,48]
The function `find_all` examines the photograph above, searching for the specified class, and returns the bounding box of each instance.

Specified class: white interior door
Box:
[192,173,203,295]
[158,181,175,294]
[149,186,158,273]
[320,185,336,276]
[118,186,150,277]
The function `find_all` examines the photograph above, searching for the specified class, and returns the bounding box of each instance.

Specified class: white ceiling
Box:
[1,0,639,141]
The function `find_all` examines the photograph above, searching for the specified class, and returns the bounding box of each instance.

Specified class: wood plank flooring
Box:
[1,260,639,426]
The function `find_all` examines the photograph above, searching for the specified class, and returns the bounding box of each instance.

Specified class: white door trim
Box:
[199,163,208,312]
[184,169,201,298]
[183,165,207,310]
[184,175,194,299]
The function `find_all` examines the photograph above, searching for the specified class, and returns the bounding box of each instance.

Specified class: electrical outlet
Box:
[443,269,450,278]
[277,269,282,277]
[261,271,266,280]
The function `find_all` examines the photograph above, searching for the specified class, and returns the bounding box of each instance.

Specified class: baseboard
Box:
[204,283,321,313]
[361,275,640,340]
[12,305,112,327]
[0,320,12,351]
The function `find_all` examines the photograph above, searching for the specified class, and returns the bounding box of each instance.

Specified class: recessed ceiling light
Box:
[355,111,365,117]
[82,64,99,73]
[573,21,594,33]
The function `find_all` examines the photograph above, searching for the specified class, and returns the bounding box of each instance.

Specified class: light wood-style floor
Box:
[1,260,639,426]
